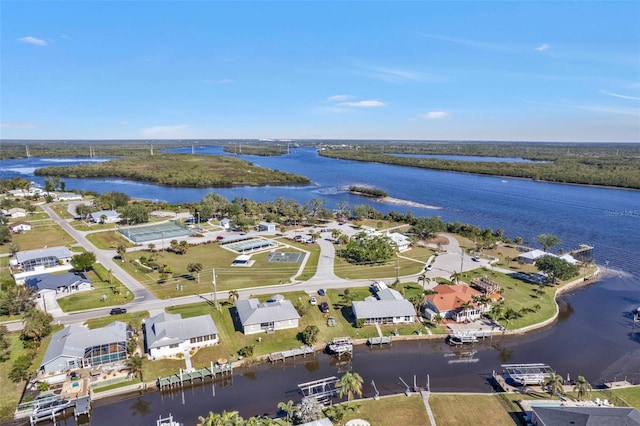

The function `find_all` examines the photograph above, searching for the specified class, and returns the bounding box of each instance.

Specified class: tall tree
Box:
[187,262,203,282]
[127,354,144,381]
[336,372,364,402]
[21,308,53,344]
[71,251,96,272]
[228,290,240,304]
[537,234,562,252]
[542,372,564,397]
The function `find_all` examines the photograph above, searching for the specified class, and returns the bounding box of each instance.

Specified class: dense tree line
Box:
[34,153,310,187]
[320,146,640,189]
[348,185,388,198]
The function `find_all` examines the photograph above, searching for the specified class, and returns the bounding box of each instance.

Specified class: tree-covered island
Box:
[34,153,310,187]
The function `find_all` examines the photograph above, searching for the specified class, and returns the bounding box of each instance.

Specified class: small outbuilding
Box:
[258,222,277,232]
[9,221,32,233]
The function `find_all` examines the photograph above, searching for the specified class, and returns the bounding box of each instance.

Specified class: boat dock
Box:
[326,337,353,358]
[367,323,392,346]
[157,362,232,390]
[501,363,554,386]
[268,346,315,363]
[298,376,338,405]
[28,395,91,425]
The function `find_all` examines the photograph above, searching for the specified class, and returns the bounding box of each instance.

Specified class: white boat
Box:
[157,414,182,426]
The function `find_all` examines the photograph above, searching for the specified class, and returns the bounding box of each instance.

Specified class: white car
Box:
[425,264,433,271]
[310,296,317,305]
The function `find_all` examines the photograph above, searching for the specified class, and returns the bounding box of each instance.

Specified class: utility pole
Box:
[212,268,218,310]
[395,260,400,283]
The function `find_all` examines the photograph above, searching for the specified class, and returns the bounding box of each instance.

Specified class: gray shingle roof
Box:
[532,406,640,426]
[236,297,300,326]
[41,322,127,368]
[16,246,73,264]
[352,299,416,320]
[144,312,219,350]
[26,272,90,291]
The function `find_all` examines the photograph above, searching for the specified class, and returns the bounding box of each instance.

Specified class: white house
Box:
[8,221,32,233]
[220,218,232,230]
[54,192,83,201]
[236,295,300,335]
[89,210,120,224]
[11,246,74,284]
[518,249,578,265]
[352,288,416,325]
[5,208,27,218]
[40,322,127,374]
[144,312,219,359]
[386,232,411,252]
[26,272,92,295]
[258,222,277,232]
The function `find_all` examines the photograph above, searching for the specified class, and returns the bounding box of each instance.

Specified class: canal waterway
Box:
[2,146,639,425]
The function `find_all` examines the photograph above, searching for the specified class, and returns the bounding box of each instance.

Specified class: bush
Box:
[238,345,255,358]
[355,318,366,328]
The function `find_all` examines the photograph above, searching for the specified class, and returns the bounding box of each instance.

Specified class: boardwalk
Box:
[268,346,315,362]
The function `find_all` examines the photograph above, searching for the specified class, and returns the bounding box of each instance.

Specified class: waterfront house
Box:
[26,272,92,295]
[529,405,640,426]
[39,321,127,374]
[352,288,416,325]
[143,312,219,359]
[89,210,120,224]
[518,249,578,265]
[424,284,483,323]
[8,221,32,233]
[236,294,300,334]
[54,192,83,201]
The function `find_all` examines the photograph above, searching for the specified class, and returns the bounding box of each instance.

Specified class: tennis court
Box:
[119,221,192,243]
[265,252,305,263]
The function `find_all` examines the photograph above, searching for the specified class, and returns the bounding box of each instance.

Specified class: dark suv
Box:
[110,307,127,315]
[320,302,330,313]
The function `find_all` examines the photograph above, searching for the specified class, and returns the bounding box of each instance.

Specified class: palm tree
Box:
[502,307,519,330]
[450,270,462,284]
[542,372,564,398]
[228,290,240,304]
[117,244,127,263]
[433,314,444,327]
[127,354,144,381]
[277,400,295,426]
[336,371,363,402]
[573,375,592,400]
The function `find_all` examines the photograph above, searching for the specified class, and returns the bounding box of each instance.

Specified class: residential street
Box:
[4,207,489,331]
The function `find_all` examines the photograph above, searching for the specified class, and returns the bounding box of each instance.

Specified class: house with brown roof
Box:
[9,221,32,233]
[424,284,484,323]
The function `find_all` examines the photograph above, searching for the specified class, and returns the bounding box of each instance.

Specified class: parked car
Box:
[317,288,326,296]
[320,302,330,313]
[216,235,225,241]
[110,307,127,315]
[425,264,433,271]
[472,257,480,262]
[310,296,317,305]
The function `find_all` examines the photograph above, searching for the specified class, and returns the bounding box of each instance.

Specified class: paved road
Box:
[4,209,490,331]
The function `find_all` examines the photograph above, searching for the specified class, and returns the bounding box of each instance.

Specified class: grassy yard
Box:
[339,394,429,426]
[84,310,149,330]
[597,387,640,409]
[85,229,137,250]
[50,203,75,219]
[56,265,134,312]
[118,241,317,299]
[430,394,516,426]
[0,222,76,253]
[333,246,433,280]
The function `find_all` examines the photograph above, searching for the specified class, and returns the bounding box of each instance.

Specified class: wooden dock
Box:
[28,395,91,425]
[326,337,353,358]
[157,362,232,390]
[367,336,392,346]
[268,346,315,363]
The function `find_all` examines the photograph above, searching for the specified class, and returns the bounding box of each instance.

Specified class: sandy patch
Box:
[375,196,441,210]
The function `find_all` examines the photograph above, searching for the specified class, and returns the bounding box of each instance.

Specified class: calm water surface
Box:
[2,147,639,425]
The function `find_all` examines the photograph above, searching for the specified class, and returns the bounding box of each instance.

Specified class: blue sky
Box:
[1,1,639,142]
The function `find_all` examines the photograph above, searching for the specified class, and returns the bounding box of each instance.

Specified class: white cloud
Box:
[201,78,234,84]
[0,122,38,129]
[141,125,189,138]
[534,43,550,52]
[327,94,355,102]
[421,111,450,119]
[337,100,385,108]
[18,36,47,46]
[600,90,640,101]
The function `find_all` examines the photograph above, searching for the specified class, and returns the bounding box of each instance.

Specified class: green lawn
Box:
[0,222,75,253]
[84,310,149,330]
[338,395,429,426]
[117,242,317,299]
[430,394,516,426]
[333,246,433,280]
[50,203,75,219]
[56,266,134,312]
[85,229,137,250]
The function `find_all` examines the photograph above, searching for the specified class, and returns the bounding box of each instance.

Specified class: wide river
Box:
[2,146,639,425]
